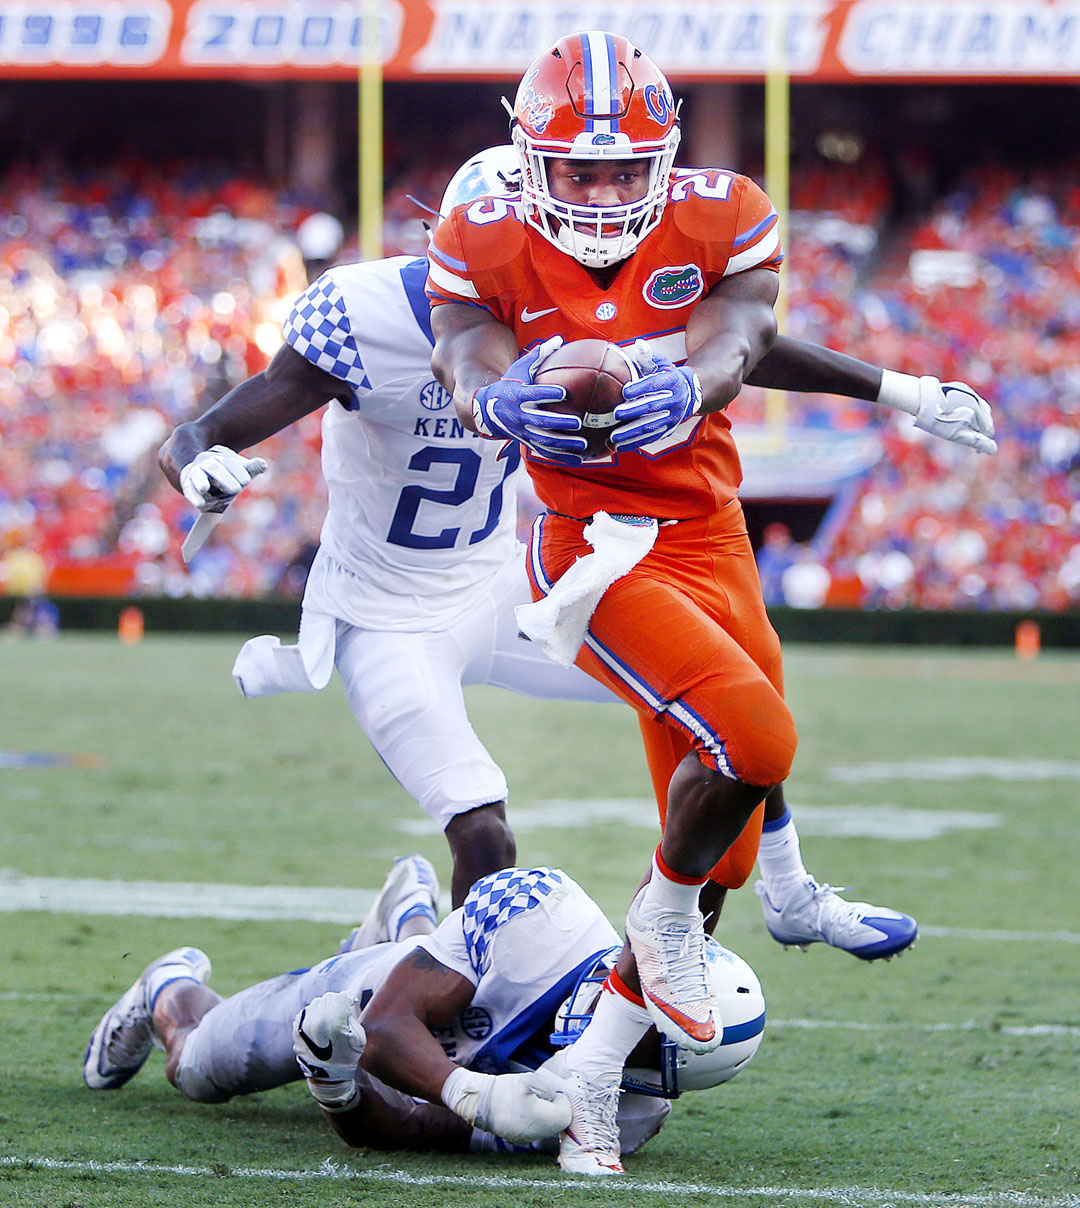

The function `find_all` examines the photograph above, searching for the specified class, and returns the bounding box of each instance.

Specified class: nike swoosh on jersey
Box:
[521,305,559,322]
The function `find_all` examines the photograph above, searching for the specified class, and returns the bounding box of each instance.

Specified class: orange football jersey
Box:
[428,168,783,520]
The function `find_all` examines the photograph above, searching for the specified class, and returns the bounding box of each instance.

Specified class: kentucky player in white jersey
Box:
[159,145,989,948]
[161,149,616,909]
[284,253,523,633]
[83,860,765,1172]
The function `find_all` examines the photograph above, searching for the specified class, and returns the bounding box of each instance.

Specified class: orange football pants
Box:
[527,501,797,889]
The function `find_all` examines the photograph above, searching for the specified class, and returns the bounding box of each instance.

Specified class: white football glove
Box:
[441,1066,572,1145]
[878,371,997,455]
[179,445,269,512]
[914,377,997,454]
[292,991,366,1111]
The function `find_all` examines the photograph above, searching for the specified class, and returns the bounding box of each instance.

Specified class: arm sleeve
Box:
[282,271,370,389]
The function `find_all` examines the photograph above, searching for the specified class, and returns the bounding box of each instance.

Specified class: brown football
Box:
[533,339,638,459]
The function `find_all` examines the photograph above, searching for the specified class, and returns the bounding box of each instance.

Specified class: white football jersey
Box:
[413,866,621,1073]
[283,257,522,631]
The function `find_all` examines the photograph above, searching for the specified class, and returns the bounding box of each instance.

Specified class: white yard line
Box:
[2,872,1076,943]
[768,1019,1080,1037]
[0,871,376,923]
[2,1155,1076,1207]
[829,758,1080,782]
[919,925,1080,943]
[398,798,1006,839]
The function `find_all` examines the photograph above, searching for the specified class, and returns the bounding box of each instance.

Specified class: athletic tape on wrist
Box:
[876,369,921,416]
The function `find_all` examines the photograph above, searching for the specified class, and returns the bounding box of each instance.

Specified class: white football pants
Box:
[334,555,618,831]
[174,935,669,1156]
[175,942,413,1102]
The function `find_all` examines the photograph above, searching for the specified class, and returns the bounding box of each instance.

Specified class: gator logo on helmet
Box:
[527,99,554,134]
[643,264,705,309]
[518,71,555,134]
[591,133,617,145]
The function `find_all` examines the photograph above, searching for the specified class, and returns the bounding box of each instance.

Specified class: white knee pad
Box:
[426,763,509,832]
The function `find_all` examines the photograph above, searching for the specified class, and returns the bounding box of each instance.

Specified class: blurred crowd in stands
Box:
[1,150,1077,614]
[731,154,1080,612]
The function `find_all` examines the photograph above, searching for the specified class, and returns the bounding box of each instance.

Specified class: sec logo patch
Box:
[420,380,452,411]
[460,1006,493,1040]
[595,302,617,321]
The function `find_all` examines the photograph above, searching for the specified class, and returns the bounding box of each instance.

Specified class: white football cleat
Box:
[339,854,440,952]
[755,877,918,961]
[625,887,718,1053]
[83,947,211,1090]
[542,1050,624,1176]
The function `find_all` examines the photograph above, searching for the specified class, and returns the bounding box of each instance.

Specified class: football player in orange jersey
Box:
[427,32,996,1175]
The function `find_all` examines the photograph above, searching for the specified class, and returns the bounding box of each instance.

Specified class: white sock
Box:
[388,895,438,941]
[757,809,809,890]
[145,967,203,1011]
[639,850,706,917]
[561,980,651,1085]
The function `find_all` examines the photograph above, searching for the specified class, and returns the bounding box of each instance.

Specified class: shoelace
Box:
[807,883,869,941]
[652,918,711,1003]
[567,1075,621,1154]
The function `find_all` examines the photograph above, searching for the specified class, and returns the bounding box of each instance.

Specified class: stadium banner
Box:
[736,427,883,500]
[2,0,1079,79]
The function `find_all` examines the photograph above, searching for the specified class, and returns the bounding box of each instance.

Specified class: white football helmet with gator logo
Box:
[507,30,681,268]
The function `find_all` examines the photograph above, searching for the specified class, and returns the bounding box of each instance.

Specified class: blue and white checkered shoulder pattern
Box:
[283,275,370,390]
[461,867,564,977]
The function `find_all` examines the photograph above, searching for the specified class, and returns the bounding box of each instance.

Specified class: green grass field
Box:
[1,634,1078,1208]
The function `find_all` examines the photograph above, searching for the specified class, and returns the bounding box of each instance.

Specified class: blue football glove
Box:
[610,341,703,453]
[471,336,588,462]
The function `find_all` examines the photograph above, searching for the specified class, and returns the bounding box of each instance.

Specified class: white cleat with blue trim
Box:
[755,877,918,961]
[83,947,211,1089]
[338,854,440,952]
